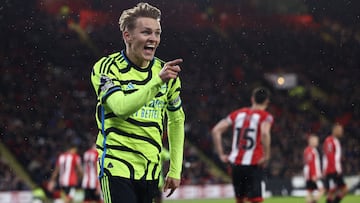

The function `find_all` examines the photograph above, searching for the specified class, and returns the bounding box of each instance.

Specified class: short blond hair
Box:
[119,2,161,32]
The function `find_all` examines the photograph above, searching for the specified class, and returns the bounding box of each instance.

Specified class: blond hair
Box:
[119,2,161,32]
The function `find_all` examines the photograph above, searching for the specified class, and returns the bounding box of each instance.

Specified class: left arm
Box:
[259,121,272,166]
[48,165,59,192]
[163,107,185,196]
[163,77,185,197]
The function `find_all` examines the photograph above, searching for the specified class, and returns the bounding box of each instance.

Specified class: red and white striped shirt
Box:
[303,146,322,180]
[227,108,273,165]
[82,148,99,189]
[56,152,81,187]
[323,136,342,175]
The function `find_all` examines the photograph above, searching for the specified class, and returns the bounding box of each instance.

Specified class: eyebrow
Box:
[142,26,161,31]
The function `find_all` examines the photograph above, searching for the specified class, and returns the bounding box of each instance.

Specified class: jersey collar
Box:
[121,50,154,72]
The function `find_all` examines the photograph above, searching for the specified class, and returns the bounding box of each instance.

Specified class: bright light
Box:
[277,76,285,85]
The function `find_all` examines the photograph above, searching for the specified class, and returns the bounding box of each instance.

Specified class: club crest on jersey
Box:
[100,75,115,92]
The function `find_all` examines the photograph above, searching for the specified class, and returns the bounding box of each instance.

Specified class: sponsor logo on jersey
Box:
[126,82,135,90]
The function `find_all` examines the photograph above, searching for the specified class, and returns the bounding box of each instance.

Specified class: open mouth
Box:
[144,44,155,52]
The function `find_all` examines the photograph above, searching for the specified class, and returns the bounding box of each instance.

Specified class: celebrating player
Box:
[90,2,185,203]
[323,124,347,203]
[212,87,273,203]
[303,134,324,203]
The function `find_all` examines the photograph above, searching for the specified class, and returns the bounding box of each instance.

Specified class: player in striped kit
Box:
[82,144,102,203]
[212,87,273,203]
[323,124,347,203]
[303,134,324,203]
[48,144,83,203]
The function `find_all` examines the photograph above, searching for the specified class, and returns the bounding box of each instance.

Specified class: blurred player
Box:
[82,144,102,203]
[303,134,324,203]
[90,2,185,203]
[323,124,347,203]
[212,87,273,203]
[48,144,83,203]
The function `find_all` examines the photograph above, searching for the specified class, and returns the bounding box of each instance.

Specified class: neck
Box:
[125,49,149,68]
[251,104,266,110]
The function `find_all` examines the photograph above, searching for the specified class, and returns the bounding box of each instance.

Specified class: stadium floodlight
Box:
[264,73,298,89]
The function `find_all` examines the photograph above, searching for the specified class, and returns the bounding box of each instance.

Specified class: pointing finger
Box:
[166,58,183,66]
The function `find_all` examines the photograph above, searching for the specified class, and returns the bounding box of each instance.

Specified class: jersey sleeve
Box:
[264,114,274,125]
[91,57,165,119]
[166,78,182,111]
[226,110,239,125]
[166,77,185,179]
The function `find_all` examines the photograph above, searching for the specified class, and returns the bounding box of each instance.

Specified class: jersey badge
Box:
[100,75,115,92]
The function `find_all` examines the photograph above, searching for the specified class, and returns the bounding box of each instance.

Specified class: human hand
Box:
[219,154,229,163]
[258,157,269,167]
[159,59,183,82]
[163,176,181,197]
[47,180,55,192]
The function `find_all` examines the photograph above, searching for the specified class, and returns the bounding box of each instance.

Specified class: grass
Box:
[163,195,360,203]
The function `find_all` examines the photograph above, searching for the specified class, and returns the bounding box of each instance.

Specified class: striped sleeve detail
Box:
[167,101,182,111]
[99,57,114,74]
[101,86,121,104]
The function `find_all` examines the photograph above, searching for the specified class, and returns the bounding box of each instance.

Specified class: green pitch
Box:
[164,195,360,203]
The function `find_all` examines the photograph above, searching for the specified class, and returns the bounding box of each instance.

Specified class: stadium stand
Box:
[1,0,359,196]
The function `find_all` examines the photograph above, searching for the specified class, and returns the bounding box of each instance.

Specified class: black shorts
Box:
[99,175,159,203]
[231,165,264,202]
[83,188,101,201]
[324,173,346,191]
[306,180,324,191]
[60,186,76,199]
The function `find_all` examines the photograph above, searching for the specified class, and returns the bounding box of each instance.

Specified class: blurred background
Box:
[1,0,359,202]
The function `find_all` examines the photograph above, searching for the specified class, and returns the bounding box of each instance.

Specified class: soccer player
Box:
[90,3,185,203]
[303,134,324,203]
[211,87,273,203]
[323,124,347,203]
[48,144,83,203]
[82,144,102,203]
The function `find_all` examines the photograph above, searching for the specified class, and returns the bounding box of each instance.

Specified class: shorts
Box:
[324,173,346,191]
[231,165,264,202]
[306,180,324,191]
[83,188,101,201]
[100,174,159,203]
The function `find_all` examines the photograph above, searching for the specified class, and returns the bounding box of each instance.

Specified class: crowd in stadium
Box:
[1,0,359,192]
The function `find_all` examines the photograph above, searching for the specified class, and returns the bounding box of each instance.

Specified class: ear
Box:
[123,30,132,43]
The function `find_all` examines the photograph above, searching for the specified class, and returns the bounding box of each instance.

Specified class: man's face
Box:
[333,125,344,138]
[309,136,319,147]
[124,17,161,67]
